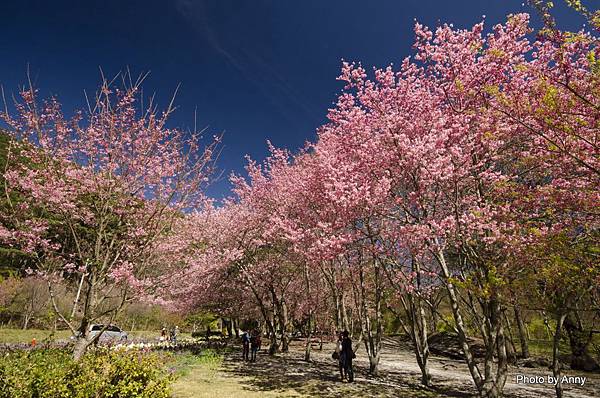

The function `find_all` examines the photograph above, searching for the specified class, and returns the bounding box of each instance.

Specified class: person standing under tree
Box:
[334,332,345,381]
[340,330,354,382]
[241,331,250,361]
[170,326,179,344]
[250,329,261,362]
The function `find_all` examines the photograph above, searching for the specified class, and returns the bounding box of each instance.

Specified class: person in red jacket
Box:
[250,329,261,362]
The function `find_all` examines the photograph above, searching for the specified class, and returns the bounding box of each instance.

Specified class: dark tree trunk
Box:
[233,318,240,338]
[513,305,530,359]
[304,315,313,362]
[563,312,598,371]
[224,318,233,337]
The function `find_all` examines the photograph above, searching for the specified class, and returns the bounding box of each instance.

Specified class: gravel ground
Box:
[214,337,599,397]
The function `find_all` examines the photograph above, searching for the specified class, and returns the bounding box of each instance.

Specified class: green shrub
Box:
[0,348,174,398]
[528,317,553,340]
[436,314,456,333]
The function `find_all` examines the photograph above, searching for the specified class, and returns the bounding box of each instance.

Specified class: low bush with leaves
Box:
[0,348,174,398]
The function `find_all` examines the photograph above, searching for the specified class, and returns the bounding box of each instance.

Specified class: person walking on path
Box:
[334,332,344,381]
[250,329,261,362]
[340,330,354,382]
[241,331,250,361]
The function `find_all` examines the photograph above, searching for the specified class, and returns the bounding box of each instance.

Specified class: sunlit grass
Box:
[0,328,71,344]
[170,350,302,398]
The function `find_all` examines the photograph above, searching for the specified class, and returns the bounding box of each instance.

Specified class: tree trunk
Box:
[253,293,279,355]
[334,293,342,331]
[357,256,382,376]
[411,258,432,386]
[480,298,508,398]
[72,316,94,361]
[225,318,233,337]
[503,310,517,362]
[563,312,598,371]
[435,249,484,392]
[304,315,313,362]
[303,263,313,362]
[22,313,31,330]
[552,312,567,398]
[233,318,240,338]
[542,312,553,340]
[341,292,350,332]
[280,302,289,353]
[430,304,439,333]
[73,334,97,361]
[268,323,278,354]
[409,296,432,386]
[513,305,530,359]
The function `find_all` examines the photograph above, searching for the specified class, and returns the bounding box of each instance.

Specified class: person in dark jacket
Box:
[241,331,250,361]
[340,330,354,382]
[250,329,261,362]
[335,332,344,380]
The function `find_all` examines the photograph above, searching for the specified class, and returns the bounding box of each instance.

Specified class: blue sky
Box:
[0,0,590,200]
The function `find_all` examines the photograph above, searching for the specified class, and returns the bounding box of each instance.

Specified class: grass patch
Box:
[169,347,300,398]
[171,349,224,378]
[512,339,570,357]
[0,328,71,344]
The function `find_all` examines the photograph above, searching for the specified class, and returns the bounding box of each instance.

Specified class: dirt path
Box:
[374,337,599,398]
[173,338,599,397]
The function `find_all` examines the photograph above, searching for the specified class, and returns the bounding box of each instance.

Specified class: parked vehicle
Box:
[71,324,128,342]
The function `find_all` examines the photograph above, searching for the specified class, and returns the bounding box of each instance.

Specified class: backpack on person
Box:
[242,332,250,344]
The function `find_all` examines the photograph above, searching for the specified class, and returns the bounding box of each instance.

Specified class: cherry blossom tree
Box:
[0,73,218,358]
[322,10,599,397]
[216,10,598,396]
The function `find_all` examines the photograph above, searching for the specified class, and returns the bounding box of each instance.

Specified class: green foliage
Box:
[184,311,219,331]
[0,348,174,398]
[381,306,404,335]
[436,314,457,333]
[528,317,553,340]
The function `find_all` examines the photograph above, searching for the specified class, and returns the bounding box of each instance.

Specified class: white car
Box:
[95,324,128,341]
[85,324,128,341]
[70,324,128,342]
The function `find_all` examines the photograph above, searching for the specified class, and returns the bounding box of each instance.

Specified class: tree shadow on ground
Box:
[208,337,599,398]
[218,341,471,398]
